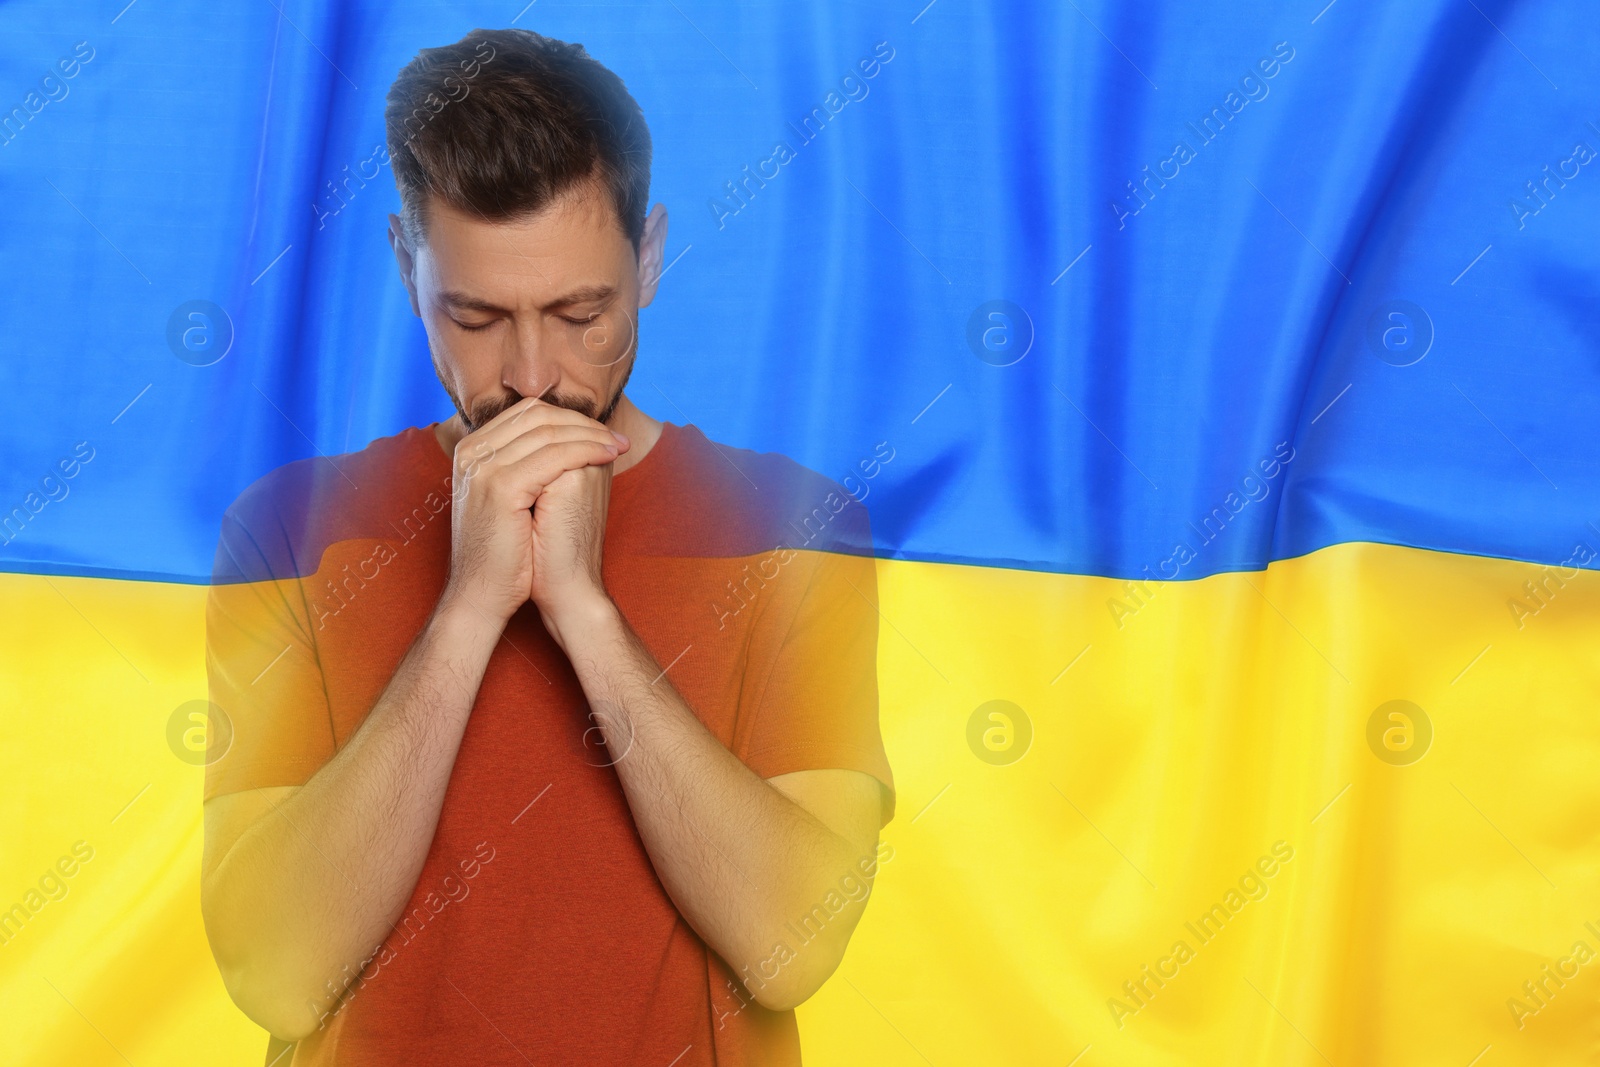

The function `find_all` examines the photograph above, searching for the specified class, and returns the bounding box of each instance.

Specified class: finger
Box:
[458,401,617,474]
[461,423,627,479]
[494,440,620,506]
[466,395,610,456]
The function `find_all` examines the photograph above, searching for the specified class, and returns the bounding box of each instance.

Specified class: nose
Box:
[502,319,559,400]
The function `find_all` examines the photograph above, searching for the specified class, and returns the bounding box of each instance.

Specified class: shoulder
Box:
[657,424,873,558]
[214,425,443,583]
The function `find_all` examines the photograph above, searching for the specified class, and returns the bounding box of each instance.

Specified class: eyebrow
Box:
[438,284,616,315]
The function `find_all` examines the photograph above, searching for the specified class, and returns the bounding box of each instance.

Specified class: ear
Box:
[635,203,669,309]
[388,213,422,317]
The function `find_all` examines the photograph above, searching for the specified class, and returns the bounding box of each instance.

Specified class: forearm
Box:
[551,598,871,1008]
[203,597,500,1037]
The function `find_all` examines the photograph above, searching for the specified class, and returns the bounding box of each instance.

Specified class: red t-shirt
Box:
[205,421,894,1066]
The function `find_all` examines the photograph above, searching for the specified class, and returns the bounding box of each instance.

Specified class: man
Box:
[200,28,893,1066]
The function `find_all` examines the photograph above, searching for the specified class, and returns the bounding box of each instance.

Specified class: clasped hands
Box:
[440,396,629,649]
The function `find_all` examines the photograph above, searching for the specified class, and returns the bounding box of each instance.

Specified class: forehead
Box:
[419,179,631,295]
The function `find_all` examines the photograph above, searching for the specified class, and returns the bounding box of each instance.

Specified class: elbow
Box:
[748,965,834,1013]
[743,938,851,1013]
[203,899,334,1041]
[749,982,815,1014]
[215,957,330,1042]
[739,885,877,1011]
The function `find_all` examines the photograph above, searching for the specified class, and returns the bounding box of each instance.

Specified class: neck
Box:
[432,392,663,475]
[603,394,664,474]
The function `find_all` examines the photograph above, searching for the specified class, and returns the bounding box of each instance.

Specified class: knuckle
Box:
[455,439,496,477]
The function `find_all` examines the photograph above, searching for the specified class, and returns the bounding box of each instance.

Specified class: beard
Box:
[430,336,636,434]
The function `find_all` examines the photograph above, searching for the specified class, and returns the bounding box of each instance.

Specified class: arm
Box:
[531,468,884,1011]
[201,400,627,1039]
[552,597,881,1010]
[201,597,500,1039]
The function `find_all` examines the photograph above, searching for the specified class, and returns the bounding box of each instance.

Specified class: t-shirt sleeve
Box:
[204,503,338,801]
[737,498,895,825]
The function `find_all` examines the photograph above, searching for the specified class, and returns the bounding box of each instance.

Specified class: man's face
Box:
[392,177,663,431]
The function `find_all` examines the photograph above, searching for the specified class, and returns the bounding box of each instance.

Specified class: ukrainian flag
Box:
[3,1,1597,1064]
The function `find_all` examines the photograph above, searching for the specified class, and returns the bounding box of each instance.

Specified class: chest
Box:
[304,522,776,777]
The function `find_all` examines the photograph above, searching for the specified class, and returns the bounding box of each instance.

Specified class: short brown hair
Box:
[385,28,652,251]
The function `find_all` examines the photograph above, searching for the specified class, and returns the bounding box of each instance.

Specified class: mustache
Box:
[463,387,610,432]
[473,388,588,428]
[433,320,637,435]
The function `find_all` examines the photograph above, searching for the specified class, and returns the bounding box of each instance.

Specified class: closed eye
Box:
[451,317,496,332]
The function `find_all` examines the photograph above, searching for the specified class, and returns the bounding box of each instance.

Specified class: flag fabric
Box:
[2,1,1597,1064]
